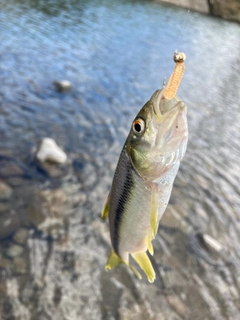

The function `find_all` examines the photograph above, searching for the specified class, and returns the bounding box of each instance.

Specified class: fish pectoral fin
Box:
[101,192,110,220]
[145,234,154,256]
[131,251,156,283]
[105,250,142,280]
[150,185,159,238]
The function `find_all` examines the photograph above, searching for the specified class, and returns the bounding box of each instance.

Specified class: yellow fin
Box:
[105,250,142,280]
[128,264,142,280]
[101,192,110,220]
[105,250,122,270]
[131,251,156,283]
[150,185,159,238]
[146,235,154,256]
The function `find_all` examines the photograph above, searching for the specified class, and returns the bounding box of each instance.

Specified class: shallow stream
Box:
[0,1,240,319]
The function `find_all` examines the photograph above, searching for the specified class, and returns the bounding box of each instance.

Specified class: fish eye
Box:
[133,118,145,135]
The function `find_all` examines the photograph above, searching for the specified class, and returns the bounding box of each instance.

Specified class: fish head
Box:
[126,89,188,180]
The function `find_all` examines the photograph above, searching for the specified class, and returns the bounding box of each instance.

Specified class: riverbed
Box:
[0,0,240,319]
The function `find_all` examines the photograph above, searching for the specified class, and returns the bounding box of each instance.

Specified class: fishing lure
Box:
[102,52,188,282]
[164,51,186,100]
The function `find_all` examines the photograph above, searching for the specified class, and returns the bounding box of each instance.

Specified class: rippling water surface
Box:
[0,0,240,319]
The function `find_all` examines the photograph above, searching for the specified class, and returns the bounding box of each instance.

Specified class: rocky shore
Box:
[158,0,240,23]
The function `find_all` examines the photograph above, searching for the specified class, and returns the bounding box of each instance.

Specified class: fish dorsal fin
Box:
[101,192,110,220]
[131,251,156,283]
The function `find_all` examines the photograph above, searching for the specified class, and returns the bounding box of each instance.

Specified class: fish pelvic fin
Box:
[131,251,156,283]
[146,234,154,256]
[150,185,159,238]
[105,250,142,280]
[101,192,110,220]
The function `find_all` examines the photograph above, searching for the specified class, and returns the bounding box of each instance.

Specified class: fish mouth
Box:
[151,89,186,122]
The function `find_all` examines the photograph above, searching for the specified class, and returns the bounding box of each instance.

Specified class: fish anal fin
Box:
[105,250,142,280]
[150,185,159,238]
[101,192,110,220]
[131,251,156,283]
[105,250,122,270]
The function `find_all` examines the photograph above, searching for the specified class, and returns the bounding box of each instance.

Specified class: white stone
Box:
[35,138,67,164]
[203,234,223,252]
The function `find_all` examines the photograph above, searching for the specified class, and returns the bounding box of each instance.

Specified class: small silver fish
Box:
[102,54,188,283]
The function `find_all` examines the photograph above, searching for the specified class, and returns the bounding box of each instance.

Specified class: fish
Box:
[101,52,188,282]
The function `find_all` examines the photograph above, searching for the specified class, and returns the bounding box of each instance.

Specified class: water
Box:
[0,0,240,319]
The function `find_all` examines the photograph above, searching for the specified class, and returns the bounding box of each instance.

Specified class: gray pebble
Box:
[0,210,21,240]
[5,244,24,258]
[13,257,27,274]
[0,257,12,271]
[13,228,28,245]
[0,181,13,200]
[53,80,72,93]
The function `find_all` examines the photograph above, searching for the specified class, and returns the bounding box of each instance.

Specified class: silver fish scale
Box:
[109,148,151,260]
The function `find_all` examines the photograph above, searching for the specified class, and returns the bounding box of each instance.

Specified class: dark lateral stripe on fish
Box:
[113,161,134,255]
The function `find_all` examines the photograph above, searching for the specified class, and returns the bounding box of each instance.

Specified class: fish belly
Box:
[155,161,180,223]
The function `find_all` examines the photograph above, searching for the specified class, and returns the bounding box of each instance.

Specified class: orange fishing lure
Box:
[163,52,186,100]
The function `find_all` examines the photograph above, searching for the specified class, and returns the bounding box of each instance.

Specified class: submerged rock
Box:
[0,202,10,213]
[13,257,27,274]
[35,138,67,164]
[36,160,69,178]
[13,228,28,245]
[0,181,13,200]
[167,295,187,318]
[53,80,72,93]
[0,257,12,271]
[27,189,69,239]
[0,210,21,240]
[0,161,24,178]
[4,244,24,258]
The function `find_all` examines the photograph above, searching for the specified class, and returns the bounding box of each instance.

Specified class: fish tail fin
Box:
[131,251,156,283]
[105,250,142,280]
